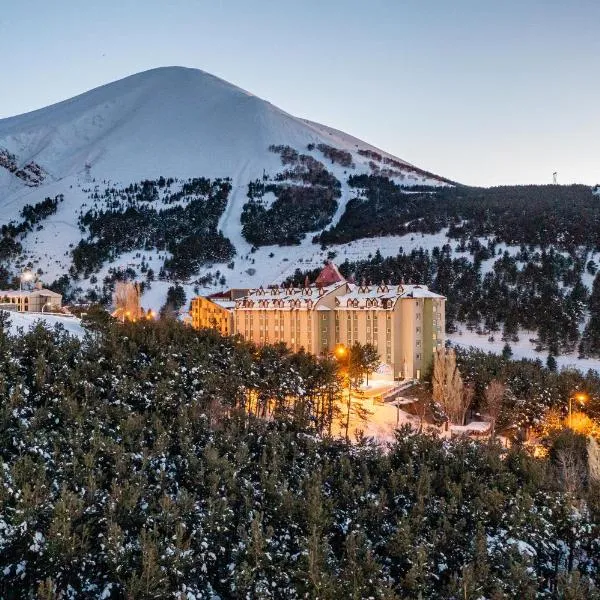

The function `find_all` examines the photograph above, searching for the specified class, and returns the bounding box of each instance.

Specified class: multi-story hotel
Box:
[191,263,445,380]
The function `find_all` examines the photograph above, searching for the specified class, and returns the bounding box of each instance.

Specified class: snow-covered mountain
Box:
[0,66,452,304]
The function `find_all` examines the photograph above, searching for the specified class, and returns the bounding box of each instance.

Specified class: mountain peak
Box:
[0,67,452,297]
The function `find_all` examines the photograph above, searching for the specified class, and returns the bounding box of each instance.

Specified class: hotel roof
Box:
[235,282,345,311]
[335,283,444,310]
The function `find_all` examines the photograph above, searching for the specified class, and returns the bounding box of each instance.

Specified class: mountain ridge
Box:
[0,65,452,312]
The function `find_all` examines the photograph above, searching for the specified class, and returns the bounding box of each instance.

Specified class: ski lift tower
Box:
[553,172,558,185]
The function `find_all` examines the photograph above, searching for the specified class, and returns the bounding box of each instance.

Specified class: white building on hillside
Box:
[0,283,62,313]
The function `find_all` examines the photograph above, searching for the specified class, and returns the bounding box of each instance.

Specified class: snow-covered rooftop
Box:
[335,282,444,310]
[235,282,344,311]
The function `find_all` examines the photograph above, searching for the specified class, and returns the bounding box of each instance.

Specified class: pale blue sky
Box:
[1,0,599,186]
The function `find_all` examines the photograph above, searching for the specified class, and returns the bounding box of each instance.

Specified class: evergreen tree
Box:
[579,273,600,358]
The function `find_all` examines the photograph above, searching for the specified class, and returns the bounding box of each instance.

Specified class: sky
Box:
[1,0,599,186]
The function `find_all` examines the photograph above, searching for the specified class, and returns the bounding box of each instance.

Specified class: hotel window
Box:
[416,353,421,360]
[416,340,421,347]
[416,327,421,334]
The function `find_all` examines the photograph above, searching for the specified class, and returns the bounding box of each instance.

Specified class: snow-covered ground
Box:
[448,326,600,372]
[1,311,85,338]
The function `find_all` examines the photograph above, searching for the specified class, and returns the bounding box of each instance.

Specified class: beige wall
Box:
[190,297,233,336]
[0,292,62,313]
[223,287,446,381]
[232,298,445,380]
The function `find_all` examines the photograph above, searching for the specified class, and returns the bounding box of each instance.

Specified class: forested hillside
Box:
[285,243,600,359]
[0,314,597,598]
[318,179,598,248]
[72,177,235,279]
[240,145,342,246]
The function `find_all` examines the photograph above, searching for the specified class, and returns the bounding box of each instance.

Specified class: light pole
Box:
[568,392,588,429]
[41,302,51,313]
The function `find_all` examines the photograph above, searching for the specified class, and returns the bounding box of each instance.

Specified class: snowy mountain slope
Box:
[0,67,450,277]
[0,66,449,186]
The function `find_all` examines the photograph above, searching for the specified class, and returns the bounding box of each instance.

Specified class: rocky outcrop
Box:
[0,147,46,186]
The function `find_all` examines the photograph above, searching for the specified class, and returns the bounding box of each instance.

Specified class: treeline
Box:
[456,346,600,431]
[241,146,341,246]
[308,143,354,168]
[318,177,600,249]
[72,178,235,278]
[0,316,597,598]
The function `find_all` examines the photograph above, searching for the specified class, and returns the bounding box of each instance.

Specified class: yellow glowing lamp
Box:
[335,344,347,359]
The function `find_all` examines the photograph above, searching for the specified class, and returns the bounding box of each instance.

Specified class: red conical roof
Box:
[314,262,345,286]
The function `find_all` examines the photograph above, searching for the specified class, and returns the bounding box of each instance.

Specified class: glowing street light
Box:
[569,392,588,429]
[334,344,347,360]
[19,270,34,291]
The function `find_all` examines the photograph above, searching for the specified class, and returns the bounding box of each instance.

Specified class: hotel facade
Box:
[191,264,445,380]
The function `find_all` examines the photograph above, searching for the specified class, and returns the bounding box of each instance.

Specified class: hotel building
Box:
[191,264,445,380]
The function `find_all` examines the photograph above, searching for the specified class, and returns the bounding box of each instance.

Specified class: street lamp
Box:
[569,392,588,429]
[19,270,33,291]
[334,344,347,360]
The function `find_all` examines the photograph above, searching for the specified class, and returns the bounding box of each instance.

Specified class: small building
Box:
[0,284,62,313]
[190,296,234,336]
